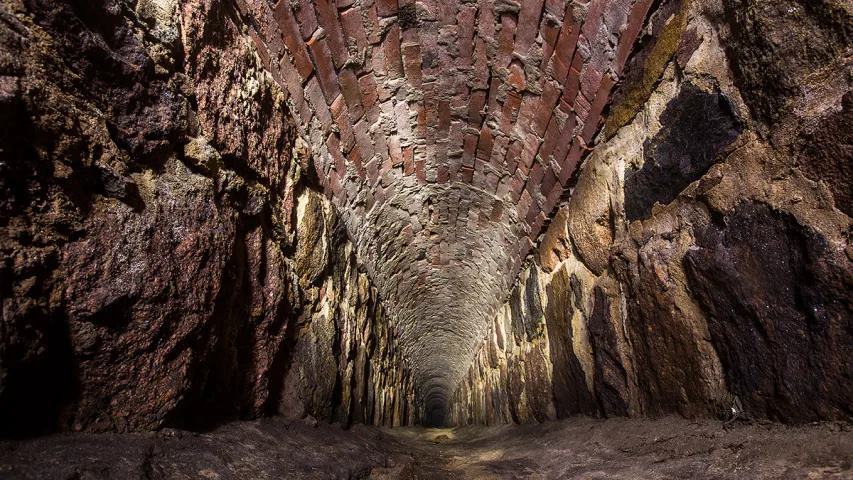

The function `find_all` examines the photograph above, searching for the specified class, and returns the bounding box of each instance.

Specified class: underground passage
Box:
[1,0,852,477]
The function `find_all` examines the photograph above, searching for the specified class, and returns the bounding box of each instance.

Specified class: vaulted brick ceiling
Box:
[238,0,651,421]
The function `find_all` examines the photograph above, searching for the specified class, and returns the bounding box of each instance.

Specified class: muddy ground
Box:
[1,417,851,479]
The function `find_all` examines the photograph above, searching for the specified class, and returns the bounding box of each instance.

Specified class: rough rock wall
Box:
[450,0,853,426]
[0,0,415,437]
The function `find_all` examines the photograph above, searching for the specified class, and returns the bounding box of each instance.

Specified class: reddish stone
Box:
[580,64,603,102]
[460,166,475,184]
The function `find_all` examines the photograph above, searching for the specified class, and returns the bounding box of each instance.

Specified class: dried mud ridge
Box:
[1,417,851,479]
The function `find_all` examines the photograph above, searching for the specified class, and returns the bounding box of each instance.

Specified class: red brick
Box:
[468,90,487,126]
[538,116,560,162]
[403,146,415,175]
[340,7,369,54]
[383,24,404,78]
[403,43,423,88]
[540,18,561,69]
[349,145,365,178]
[438,100,451,132]
[505,140,523,176]
[460,166,475,183]
[305,76,333,131]
[437,163,450,183]
[508,61,526,91]
[457,7,476,66]
[331,95,356,152]
[358,73,380,122]
[514,0,545,56]
[293,0,318,40]
[497,13,517,69]
[477,127,495,161]
[307,35,340,104]
[580,64,603,102]
[477,0,496,41]
[473,38,489,89]
[326,133,347,173]
[365,157,380,186]
[273,0,314,79]
[337,68,364,121]
[616,0,654,72]
[582,73,616,143]
[389,135,404,166]
[377,0,398,17]
[559,141,582,186]
[489,135,510,170]
[462,133,478,168]
[574,93,591,122]
[563,50,584,103]
[500,91,522,133]
[553,112,576,162]
[551,2,580,82]
[531,80,561,137]
[365,3,382,43]
[353,119,375,162]
[416,158,427,184]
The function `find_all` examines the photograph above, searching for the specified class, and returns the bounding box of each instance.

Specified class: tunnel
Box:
[1,0,852,476]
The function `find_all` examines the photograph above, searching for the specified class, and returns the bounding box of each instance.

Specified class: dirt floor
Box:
[1,417,851,479]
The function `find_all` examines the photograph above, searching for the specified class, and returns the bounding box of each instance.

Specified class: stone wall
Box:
[0,0,415,436]
[449,0,853,426]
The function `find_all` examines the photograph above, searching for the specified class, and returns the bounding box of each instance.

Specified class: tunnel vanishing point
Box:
[1,0,853,476]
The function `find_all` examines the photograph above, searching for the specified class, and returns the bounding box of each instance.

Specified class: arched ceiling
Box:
[236,0,652,422]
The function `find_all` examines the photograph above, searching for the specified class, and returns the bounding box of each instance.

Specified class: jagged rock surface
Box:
[0,0,415,436]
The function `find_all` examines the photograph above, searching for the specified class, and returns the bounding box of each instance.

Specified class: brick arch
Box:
[236,0,652,423]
